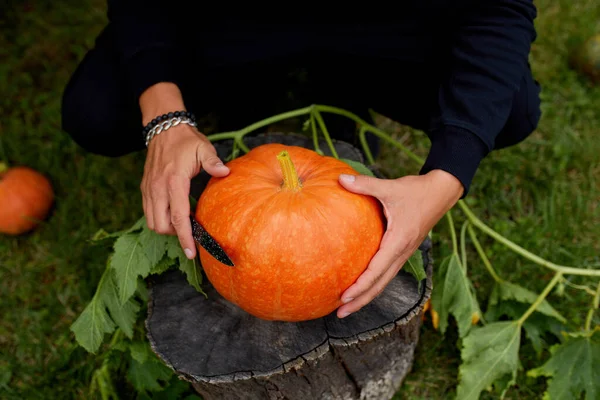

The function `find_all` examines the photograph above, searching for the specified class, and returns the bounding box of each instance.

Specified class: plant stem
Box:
[561,278,597,296]
[358,126,376,165]
[207,106,313,143]
[314,105,424,165]
[445,211,459,256]
[458,201,600,277]
[467,224,503,283]
[460,220,469,273]
[518,272,563,325]
[584,281,600,331]
[234,136,250,154]
[277,151,302,191]
[311,108,339,159]
[310,113,323,155]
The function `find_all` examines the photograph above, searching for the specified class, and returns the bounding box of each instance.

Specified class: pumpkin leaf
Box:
[150,255,177,275]
[90,217,146,242]
[110,233,153,305]
[139,226,169,266]
[70,268,117,353]
[486,300,566,357]
[340,158,375,177]
[166,236,205,295]
[528,330,600,400]
[430,254,480,337]
[127,342,173,393]
[456,321,522,400]
[405,250,427,288]
[100,269,140,339]
[129,341,150,364]
[488,281,567,323]
[70,265,142,353]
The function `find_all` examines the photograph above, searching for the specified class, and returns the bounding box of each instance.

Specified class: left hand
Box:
[336,169,464,318]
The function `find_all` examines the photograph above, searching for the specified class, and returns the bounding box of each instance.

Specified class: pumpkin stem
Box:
[277,151,302,191]
[0,162,7,174]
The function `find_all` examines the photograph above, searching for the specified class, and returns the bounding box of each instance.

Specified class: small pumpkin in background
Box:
[195,144,385,322]
[0,162,54,235]
[569,33,600,84]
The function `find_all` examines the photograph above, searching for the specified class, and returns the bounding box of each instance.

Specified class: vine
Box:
[72,104,599,399]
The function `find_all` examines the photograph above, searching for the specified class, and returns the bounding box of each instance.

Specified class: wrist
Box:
[424,169,464,204]
[139,82,186,125]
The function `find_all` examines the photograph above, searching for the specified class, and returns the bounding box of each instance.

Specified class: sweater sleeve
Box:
[107,0,185,99]
[420,0,537,196]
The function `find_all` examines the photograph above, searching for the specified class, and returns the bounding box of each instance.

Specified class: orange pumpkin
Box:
[0,163,54,235]
[195,144,385,321]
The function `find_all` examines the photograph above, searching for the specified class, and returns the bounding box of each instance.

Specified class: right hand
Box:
[139,83,230,259]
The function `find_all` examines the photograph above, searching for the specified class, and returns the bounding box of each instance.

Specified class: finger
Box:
[141,181,154,230]
[338,174,385,199]
[337,257,405,318]
[340,233,408,303]
[151,183,175,235]
[168,174,196,259]
[197,144,230,177]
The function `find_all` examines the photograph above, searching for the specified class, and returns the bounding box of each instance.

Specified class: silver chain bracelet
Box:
[145,116,197,147]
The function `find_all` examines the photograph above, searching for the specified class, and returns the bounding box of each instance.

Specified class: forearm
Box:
[139,83,186,126]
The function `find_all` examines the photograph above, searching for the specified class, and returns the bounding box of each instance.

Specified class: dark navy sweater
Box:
[106,1,538,195]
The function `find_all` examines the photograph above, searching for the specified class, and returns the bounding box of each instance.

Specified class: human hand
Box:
[139,83,229,259]
[142,124,230,259]
[336,169,464,318]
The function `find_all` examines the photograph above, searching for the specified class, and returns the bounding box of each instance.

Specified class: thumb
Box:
[339,173,384,198]
[198,148,230,178]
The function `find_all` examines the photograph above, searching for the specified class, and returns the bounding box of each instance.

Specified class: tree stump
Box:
[146,133,433,400]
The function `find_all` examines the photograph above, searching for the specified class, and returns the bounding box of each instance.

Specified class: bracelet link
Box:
[143,111,197,147]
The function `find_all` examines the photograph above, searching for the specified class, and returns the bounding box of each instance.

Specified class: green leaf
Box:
[129,341,150,364]
[139,225,169,266]
[127,344,173,393]
[430,254,480,337]
[166,236,205,294]
[340,158,375,177]
[100,269,140,339]
[70,270,117,353]
[405,250,427,286]
[528,330,600,400]
[137,278,150,303]
[179,257,202,293]
[486,300,565,357]
[90,216,146,242]
[489,281,566,323]
[150,255,177,275]
[456,321,521,400]
[110,233,152,305]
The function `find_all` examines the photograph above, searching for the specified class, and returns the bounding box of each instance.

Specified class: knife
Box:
[190,216,235,267]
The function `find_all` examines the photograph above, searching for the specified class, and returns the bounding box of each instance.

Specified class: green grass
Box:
[1,0,599,399]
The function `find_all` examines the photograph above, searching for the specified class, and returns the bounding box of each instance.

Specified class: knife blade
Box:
[190,216,235,267]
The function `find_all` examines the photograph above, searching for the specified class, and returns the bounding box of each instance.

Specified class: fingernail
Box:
[215,162,225,167]
[339,311,351,318]
[184,248,194,259]
[342,297,354,304]
[340,174,355,183]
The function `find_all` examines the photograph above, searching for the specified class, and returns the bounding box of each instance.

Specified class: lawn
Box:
[1,1,599,399]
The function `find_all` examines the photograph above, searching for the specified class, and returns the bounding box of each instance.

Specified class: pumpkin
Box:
[195,144,385,321]
[0,163,54,235]
[569,33,600,84]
